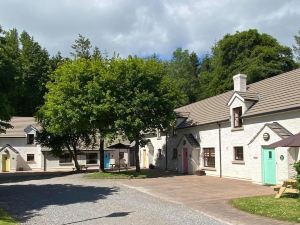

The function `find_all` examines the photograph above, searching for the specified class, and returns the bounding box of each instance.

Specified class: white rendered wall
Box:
[166,109,300,184]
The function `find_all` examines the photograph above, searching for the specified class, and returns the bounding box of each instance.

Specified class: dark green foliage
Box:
[71,34,92,59]
[167,48,201,104]
[0,27,53,117]
[0,27,14,132]
[293,161,300,191]
[198,29,297,99]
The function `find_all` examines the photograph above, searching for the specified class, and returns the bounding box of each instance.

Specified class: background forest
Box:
[0,26,300,124]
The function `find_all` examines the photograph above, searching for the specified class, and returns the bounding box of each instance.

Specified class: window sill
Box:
[27,161,36,164]
[232,160,245,165]
[201,167,216,171]
[59,163,73,166]
[231,127,244,132]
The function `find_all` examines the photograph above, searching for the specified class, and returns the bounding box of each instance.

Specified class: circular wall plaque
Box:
[263,133,270,141]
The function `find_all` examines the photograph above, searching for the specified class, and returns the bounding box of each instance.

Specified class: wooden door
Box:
[2,155,10,172]
[182,147,188,174]
[143,150,147,168]
[104,152,110,168]
[262,148,276,185]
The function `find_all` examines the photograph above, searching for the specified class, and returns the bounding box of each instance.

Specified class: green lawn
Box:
[0,208,17,225]
[231,195,300,223]
[85,169,178,179]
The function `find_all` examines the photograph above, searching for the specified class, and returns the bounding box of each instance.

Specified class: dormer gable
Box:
[24,125,38,144]
[227,91,259,107]
[24,125,38,134]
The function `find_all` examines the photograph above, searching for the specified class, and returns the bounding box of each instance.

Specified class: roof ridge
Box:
[176,68,299,111]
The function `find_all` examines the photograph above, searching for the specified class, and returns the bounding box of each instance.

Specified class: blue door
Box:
[262,148,276,185]
[104,152,110,168]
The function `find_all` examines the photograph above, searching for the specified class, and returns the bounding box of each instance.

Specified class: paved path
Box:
[0,173,225,225]
[122,175,294,225]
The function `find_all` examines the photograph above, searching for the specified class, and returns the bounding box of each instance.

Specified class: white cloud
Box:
[0,0,299,58]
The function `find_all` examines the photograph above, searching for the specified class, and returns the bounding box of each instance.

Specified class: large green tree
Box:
[199,29,297,99]
[1,28,52,116]
[37,57,116,171]
[0,26,14,132]
[167,48,200,104]
[114,56,183,172]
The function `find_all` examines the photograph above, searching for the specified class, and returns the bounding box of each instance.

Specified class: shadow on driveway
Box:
[62,211,133,225]
[0,183,119,223]
[0,171,74,184]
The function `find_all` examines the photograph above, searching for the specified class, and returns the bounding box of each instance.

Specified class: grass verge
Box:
[231,195,300,223]
[0,208,17,225]
[85,169,178,179]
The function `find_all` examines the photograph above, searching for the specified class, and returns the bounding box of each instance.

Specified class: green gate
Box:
[262,147,276,185]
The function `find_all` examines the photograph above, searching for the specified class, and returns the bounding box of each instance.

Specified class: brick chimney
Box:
[233,73,247,92]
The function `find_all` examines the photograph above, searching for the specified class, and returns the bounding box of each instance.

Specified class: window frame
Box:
[27,134,35,144]
[233,107,243,128]
[203,148,215,168]
[27,154,35,162]
[119,152,124,160]
[59,153,72,164]
[234,146,244,161]
[157,149,162,159]
[86,153,98,164]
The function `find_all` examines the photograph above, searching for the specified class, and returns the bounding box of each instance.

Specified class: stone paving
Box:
[0,172,296,225]
[122,175,294,225]
[0,173,225,225]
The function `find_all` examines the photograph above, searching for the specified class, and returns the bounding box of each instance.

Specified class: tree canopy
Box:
[198,29,297,99]
[167,48,200,105]
[113,56,184,171]
[0,26,14,132]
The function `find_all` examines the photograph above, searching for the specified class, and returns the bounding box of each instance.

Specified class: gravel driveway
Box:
[0,173,226,225]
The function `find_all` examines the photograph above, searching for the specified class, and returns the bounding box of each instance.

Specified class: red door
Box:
[183,147,188,174]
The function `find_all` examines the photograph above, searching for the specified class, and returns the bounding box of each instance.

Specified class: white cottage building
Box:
[142,69,300,185]
[0,117,132,172]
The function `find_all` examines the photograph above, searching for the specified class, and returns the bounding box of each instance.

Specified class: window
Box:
[233,107,243,128]
[59,153,72,163]
[86,153,98,164]
[27,154,35,162]
[203,148,215,168]
[119,152,124,160]
[172,148,178,159]
[234,146,244,161]
[157,149,162,158]
[27,134,34,144]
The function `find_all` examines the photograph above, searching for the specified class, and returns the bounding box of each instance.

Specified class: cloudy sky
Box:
[0,0,299,58]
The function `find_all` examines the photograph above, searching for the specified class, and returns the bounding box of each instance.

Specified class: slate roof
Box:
[236,91,259,101]
[248,122,293,145]
[0,144,19,154]
[175,69,300,128]
[0,117,39,137]
[184,133,200,147]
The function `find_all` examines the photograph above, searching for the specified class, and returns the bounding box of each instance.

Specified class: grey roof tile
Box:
[175,69,300,128]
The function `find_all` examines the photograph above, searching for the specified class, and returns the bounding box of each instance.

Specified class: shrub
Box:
[293,161,300,191]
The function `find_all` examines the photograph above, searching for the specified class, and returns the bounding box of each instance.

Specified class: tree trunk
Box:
[66,145,80,171]
[134,139,141,173]
[99,138,105,172]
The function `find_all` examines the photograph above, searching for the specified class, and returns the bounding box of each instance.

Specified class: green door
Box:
[262,148,276,185]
